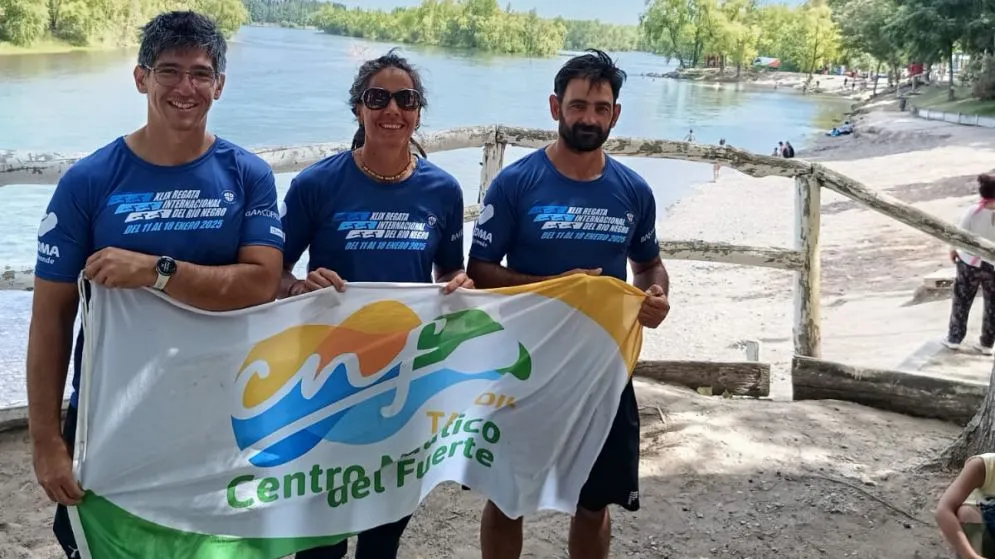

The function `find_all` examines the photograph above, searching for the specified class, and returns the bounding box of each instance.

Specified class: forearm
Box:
[165,261,280,311]
[279,269,303,299]
[26,315,75,445]
[467,260,545,289]
[633,261,670,294]
[937,509,983,559]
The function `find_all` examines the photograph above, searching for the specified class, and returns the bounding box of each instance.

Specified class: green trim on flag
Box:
[76,491,351,558]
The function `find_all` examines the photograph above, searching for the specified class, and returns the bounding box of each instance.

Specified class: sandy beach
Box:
[3,91,995,558]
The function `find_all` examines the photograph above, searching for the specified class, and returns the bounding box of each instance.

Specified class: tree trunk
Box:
[806,22,821,83]
[792,356,984,425]
[873,61,881,95]
[948,47,956,102]
[931,360,995,470]
[48,0,62,33]
[634,360,770,398]
[666,26,686,69]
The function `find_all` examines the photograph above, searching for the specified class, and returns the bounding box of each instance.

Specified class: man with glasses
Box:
[26,11,284,557]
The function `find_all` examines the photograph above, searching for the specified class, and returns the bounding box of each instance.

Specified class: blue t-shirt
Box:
[281,151,465,283]
[469,149,659,281]
[35,136,285,407]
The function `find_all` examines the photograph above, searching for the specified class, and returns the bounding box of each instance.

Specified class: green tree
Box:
[795,0,839,78]
[892,0,978,100]
[712,0,760,76]
[835,0,902,93]
[194,0,247,37]
[754,4,799,68]
[1,0,247,47]
[0,0,48,45]
[309,0,620,57]
[243,0,325,27]
[562,18,640,52]
[641,0,718,68]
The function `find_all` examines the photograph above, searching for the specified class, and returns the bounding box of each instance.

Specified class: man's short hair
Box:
[979,173,995,199]
[553,48,627,101]
[138,11,228,73]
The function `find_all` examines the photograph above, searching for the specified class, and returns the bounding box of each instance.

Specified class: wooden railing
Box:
[6,124,995,362]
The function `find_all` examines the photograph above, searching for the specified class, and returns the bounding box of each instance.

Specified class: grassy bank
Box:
[911,85,995,117]
[0,37,104,56]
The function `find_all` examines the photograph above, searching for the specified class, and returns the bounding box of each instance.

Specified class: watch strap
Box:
[153,272,171,290]
[153,256,175,291]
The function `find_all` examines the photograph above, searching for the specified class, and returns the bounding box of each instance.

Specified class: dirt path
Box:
[0,380,962,559]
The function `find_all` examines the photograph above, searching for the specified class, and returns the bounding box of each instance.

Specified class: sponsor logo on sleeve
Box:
[37,212,61,264]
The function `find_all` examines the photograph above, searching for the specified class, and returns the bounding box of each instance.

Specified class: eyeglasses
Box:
[143,65,218,89]
[361,88,421,111]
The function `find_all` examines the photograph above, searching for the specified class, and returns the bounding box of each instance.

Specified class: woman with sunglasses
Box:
[282,49,473,559]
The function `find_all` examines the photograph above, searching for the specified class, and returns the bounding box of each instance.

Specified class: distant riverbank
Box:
[0,37,105,57]
[0,24,314,57]
[644,67,876,101]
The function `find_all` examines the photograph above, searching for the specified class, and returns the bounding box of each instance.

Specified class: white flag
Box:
[68,275,645,558]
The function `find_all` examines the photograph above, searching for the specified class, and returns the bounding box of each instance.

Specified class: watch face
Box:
[156,257,177,276]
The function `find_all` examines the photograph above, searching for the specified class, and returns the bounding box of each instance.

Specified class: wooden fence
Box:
[8,124,995,363]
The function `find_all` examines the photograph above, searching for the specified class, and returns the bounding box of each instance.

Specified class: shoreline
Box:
[0,38,104,57]
[643,67,879,101]
[643,90,995,398]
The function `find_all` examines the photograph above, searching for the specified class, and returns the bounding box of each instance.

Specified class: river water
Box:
[0,25,850,407]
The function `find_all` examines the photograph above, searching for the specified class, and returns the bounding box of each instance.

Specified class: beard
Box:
[559,120,610,152]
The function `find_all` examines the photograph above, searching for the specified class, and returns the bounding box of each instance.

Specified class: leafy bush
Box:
[0,0,48,46]
[972,56,995,101]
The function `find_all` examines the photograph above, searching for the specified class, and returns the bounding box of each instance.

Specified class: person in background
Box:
[784,141,795,158]
[684,129,696,142]
[469,49,671,559]
[943,173,995,356]
[713,138,726,182]
[936,453,995,559]
[26,12,284,558]
[280,48,472,559]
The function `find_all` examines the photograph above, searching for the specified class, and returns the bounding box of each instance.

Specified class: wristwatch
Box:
[153,256,177,290]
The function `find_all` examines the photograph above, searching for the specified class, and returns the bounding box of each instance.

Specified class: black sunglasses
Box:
[361,87,422,111]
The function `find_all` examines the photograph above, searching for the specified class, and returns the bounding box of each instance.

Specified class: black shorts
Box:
[52,405,79,558]
[577,379,640,512]
[464,380,641,513]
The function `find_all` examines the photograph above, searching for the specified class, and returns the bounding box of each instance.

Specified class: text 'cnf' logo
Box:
[230,301,531,467]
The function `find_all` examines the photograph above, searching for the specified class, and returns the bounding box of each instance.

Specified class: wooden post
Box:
[793,175,821,357]
[744,340,760,362]
[478,141,506,204]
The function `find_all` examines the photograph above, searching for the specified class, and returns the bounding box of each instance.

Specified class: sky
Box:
[334,0,649,26]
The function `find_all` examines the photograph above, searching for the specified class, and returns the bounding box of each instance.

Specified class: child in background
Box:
[936,453,995,559]
[943,173,995,355]
[713,138,726,182]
